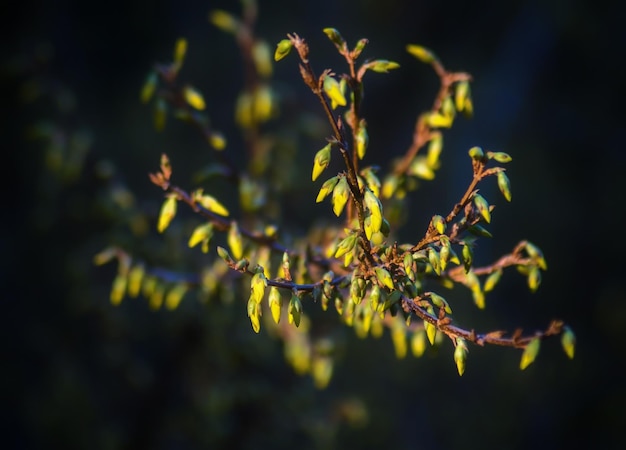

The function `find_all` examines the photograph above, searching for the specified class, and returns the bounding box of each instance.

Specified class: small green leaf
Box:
[352,38,369,58]
[429,292,452,314]
[527,266,541,292]
[462,244,473,273]
[520,337,541,370]
[432,215,446,234]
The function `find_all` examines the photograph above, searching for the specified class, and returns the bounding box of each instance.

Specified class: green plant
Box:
[95,1,574,388]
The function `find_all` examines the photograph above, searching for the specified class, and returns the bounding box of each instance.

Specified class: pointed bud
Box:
[483,269,502,292]
[288,294,303,327]
[374,267,394,290]
[365,59,400,73]
[468,146,484,160]
[497,171,512,202]
[274,38,293,61]
[426,132,443,168]
[250,272,267,304]
[157,195,177,233]
[406,44,436,64]
[316,176,339,203]
[352,38,369,58]
[473,194,491,223]
[268,286,282,324]
[454,338,468,376]
[165,283,188,310]
[355,120,369,160]
[110,274,127,306]
[183,85,206,110]
[527,266,541,292]
[323,75,347,108]
[520,337,541,370]
[331,176,350,216]
[487,151,513,163]
[322,28,346,49]
[173,37,187,69]
[140,71,158,103]
[188,223,214,251]
[431,215,446,234]
[561,326,576,359]
[228,221,244,259]
[312,143,332,181]
[454,80,470,112]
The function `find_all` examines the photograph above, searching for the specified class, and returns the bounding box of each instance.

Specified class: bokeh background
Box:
[4,0,625,449]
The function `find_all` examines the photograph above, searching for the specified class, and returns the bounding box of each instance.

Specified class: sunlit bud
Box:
[391,322,408,359]
[468,146,484,160]
[173,37,187,69]
[473,194,491,223]
[154,98,167,131]
[274,39,293,61]
[316,176,339,203]
[165,283,188,310]
[525,241,548,270]
[431,292,452,314]
[127,264,145,298]
[374,267,394,290]
[149,285,164,310]
[520,337,541,370]
[369,284,381,311]
[454,338,468,376]
[157,195,177,233]
[406,44,436,64]
[426,112,453,128]
[194,191,229,216]
[250,271,267,304]
[323,75,347,108]
[409,156,436,180]
[312,356,333,389]
[355,120,369,159]
[527,266,541,292]
[352,38,369,58]
[364,188,383,233]
[366,59,401,73]
[484,269,502,292]
[468,224,493,238]
[216,246,233,264]
[381,174,400,199]
[208,132,227,150]
[252,84,273,122]
[331,176,350,216]
[323,27,346,49]
[426,132,443,168]
[312,143,332,181]
[424,318,437,346]
[455,80,470,112]
[487,151,513,163]
[428,248,441,276]
[288,294,303,327]
[228,221,244,259]
[110,274,127,306]
[247,297,261,333]
[497,171,512,202]
[252,41,273,77]
[462,96,474,118]
[431,215,446,234]
[561,326,576,359]
[183,85,206,110]
[140,71,158,103]
[462,244,473,273]
[439,242,450,272]
[188,223,214,251]
[411,330,427,357]
[334,233,357,259]
[441,96,456,119]
[209,10,239,33]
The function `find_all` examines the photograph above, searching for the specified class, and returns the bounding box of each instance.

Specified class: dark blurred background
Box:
[4,0,625,449]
